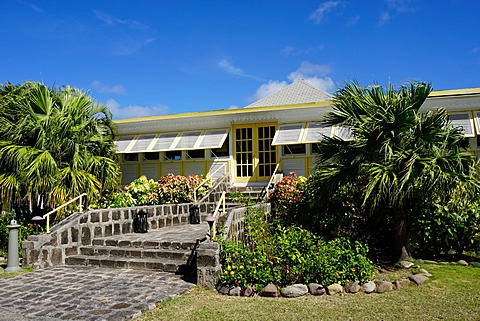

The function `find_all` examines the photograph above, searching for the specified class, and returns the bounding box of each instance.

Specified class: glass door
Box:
[234,124,277,182]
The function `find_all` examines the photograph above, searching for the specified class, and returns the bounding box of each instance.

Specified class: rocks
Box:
[470,261,480,267]
[418,268,432,277]
[327,283,343,295]
[394,278,410,289]
[399,260,414,268]
[363,281,376,294]
[259,283,279,297]
[458,260,468,266]
[281,284,308,298]
[229,286,242,296]
[344,281,361,294]
[243,285,255,297]
[409,274,429,286]
[308,283,326,295]
[374,280,393,293]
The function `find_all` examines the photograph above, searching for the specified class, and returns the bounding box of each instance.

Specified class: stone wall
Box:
[22,202,218,269]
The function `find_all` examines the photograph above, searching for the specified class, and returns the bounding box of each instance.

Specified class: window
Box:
[165,150,182,161]
[123,153,138,162]
[304,123,332,143]
[187,149,205,159]
[150,133,178,151]
[144,152,159,161]
[172,131,202,150]
[211,136,229,158]
[283,144,306,155]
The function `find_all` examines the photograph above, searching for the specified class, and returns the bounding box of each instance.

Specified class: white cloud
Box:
[93,10,150,31]
[251,61,336,102]
[281,45,324,57]
[378,11,391,26]
[386,0,417,13]
[105,99,169,119]
[347,15,360,26]
[252,80,289,101]
[309,1,340,24]
[91,80,125,94]
[218,59,266,81]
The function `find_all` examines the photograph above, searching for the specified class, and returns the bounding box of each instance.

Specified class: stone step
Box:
[91,238,198,250]
[65,255,194,274]
[78,246,192,261]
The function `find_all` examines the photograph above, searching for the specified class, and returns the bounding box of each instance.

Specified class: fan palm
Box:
[313,81,477,261]
[0,82,120,218]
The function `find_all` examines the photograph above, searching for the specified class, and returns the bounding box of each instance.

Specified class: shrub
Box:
[0,212,38,256]
[268,173,307,225]
[218,207,374,290]
[147,173,206,204]
[125,176,157,206]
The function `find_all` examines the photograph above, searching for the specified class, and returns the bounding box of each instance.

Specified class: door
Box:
[234,124,277,182]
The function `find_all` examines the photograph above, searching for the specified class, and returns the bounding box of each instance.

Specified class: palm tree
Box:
[0,82,120,219]
[312,81,477,261]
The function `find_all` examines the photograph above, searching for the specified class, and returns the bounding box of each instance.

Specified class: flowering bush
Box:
[268,173,307,225]
[146,173,206,204]
[0,212,38,256]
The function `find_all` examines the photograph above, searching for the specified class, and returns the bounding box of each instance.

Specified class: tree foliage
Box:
[309,81,478,261]
[0,82,120,217]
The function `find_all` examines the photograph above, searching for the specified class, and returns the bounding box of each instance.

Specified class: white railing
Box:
[194,162,228,202]
[210,190,226,240]
[43,193,87,233]
[258,163,281,202]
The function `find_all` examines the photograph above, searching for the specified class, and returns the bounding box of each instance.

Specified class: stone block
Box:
[65,247,77,256]
[259,283,279,297]
[281,284,308,298]
[158,219,165,228]
[394,278,411,289]
[327,283,343,295]
[112,211,121,221]
[375,280,393,293]
[47,234,58,246]
[61,230,69,245]
[80,215,88,224]
[50,248,63,265]
[166,218,172,226]
[172,206,178,215]
[150,220,158,230]
[122,222,132,234]
[94,226,103,238]
[102,211,109,223]
[173,217,180,225]
[90,212,100,223]
[81,227,91,245]
[345,281,361,293]
[104,224,113,237]
[114,224,120,235]
[71,227,78,243]
[146,208,155,218]
[409,274,428,286]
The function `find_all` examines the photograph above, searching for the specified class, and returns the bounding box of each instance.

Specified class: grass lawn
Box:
[134,263,480,321]
[0,267,33,278]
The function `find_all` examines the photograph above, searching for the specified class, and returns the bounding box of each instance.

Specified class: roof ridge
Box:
[245,80,333,108]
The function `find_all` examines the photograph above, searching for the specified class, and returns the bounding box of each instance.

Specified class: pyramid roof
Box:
[245,80,333,108]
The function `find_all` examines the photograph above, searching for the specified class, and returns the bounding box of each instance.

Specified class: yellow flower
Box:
[239,265,244,269]
[230,271,234,275]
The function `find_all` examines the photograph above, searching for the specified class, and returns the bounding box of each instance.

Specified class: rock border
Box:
[216,258,479,298]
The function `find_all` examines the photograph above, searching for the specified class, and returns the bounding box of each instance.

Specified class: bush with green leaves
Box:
[267,173,307,226]
[124,176,157,206]
[218,207,374,290]
[0,212,39,256]
[146,173,206,204]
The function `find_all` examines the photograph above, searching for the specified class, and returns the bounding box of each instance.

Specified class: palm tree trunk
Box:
[393,209,411,262]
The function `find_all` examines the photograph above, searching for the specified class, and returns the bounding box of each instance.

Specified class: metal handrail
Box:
[194,162,228,202]
[42,193,87,233]
[211,190,226,240]
[258,163,280,202]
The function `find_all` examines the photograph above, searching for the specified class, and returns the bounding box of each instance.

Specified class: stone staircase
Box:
[64,223,209,278]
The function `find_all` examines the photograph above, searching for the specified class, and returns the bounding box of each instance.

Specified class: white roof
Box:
[245,80,333,108]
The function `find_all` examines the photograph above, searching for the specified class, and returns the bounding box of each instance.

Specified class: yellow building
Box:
[114,81,480,186]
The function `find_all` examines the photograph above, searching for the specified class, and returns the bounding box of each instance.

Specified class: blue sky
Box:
[1,1,479,119]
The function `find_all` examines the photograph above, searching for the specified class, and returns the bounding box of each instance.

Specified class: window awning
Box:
[198,129,229,149]
[333,125,355,140]
[114,135,135,152]
[448,112,476,137]
[272,124,304,145]
[272,123,333,146]
[303,123,333,143]
[115,128,229,153]
[476,112,480,135]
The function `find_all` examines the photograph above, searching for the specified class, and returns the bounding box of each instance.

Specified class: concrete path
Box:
[0,266,195,321]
